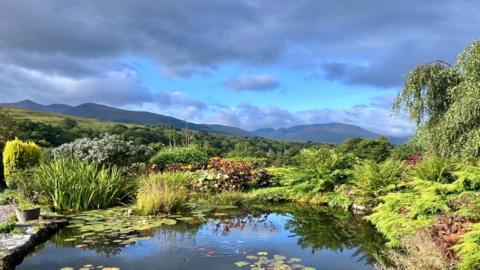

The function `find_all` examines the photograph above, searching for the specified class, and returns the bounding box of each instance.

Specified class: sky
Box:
[0,1,479,136]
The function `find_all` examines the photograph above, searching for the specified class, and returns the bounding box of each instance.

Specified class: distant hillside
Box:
[1,100,409,144]
[253,123,408,144]
[0,100,224,134]
[0,99,73,113]
[204,124,254,137]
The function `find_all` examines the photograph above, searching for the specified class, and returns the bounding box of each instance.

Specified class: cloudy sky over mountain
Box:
[1,0,479,136]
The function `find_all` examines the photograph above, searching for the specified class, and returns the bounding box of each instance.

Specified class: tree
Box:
[336,137,393,162]
[393,39,480,158]
[62,118,79,129]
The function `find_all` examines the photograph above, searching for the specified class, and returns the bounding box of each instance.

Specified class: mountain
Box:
[0,99,73,113]
[1,100,409,144]
[63,103,221,133]
[0,100,222,134]
[252,123,407,144]
[204,124,254,137]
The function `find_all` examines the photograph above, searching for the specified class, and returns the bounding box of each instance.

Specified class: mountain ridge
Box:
[0,100,409,144]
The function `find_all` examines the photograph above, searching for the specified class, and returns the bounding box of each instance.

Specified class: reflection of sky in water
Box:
[18,213,375,270]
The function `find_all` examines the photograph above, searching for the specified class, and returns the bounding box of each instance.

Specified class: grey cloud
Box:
[0,1,478,84]
[223,74,280,92]
[0,64,152,106]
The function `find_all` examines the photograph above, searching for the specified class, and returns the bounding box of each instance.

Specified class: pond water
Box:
[17,204,388,270]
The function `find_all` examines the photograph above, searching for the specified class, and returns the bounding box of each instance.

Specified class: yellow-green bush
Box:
[455,223,480,270]
[2,139,41,188]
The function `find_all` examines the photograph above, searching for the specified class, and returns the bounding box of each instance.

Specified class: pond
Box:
[17,204,388,270]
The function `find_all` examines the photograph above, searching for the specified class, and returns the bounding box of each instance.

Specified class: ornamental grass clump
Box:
[135,172,194,215]
[32,158,133,211]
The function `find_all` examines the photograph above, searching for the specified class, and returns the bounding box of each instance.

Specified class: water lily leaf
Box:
[246,255,258,260]
[257,251,268,256]
[288,258,302,263]
[235,261,250,267]
[215,205,238,209]
[160,218,177,225]
[65,224,83,229]
[176,217,194,221]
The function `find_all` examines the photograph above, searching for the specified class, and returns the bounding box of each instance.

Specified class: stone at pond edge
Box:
[0,217,67,270]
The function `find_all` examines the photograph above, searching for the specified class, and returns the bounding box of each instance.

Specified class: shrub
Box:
[455,223,480,270]
[53,134,153,167]
[295,147,357,192]
[2,139,41,188]
[150,146,208,170]
[353,159,406,200]
[367,180,451,247]
[135,172,194,215]
[192,157,271,193]
[412,156,458,183]
[32,158,133,211]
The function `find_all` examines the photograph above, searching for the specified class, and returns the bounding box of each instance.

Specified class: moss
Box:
[0,214,17,233]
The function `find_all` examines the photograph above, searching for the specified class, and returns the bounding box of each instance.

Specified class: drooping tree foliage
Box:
[393,40,480,158]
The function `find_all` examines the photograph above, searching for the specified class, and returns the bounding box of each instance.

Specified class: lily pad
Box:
[160,218,177,225]
[235,261,250,267]
[176,217,194,221]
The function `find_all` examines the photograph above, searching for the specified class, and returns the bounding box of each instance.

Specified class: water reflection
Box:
[18,204,388,270]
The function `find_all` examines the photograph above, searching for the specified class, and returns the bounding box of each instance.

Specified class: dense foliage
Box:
[2,139,41,188]
[53,134,153,167]
[336,137,393,162]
